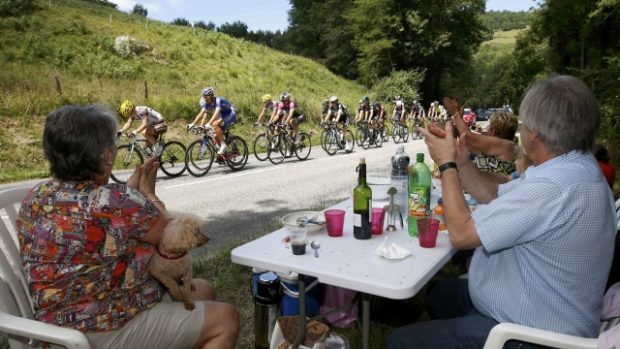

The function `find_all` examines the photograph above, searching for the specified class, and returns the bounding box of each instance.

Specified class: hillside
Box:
[0,0,366,183]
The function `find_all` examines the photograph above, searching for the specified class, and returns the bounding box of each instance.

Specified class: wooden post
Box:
[109,14,112,23]
[54,76,62,96]
[144,81,148,99]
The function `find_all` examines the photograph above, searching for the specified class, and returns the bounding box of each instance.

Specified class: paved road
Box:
[158,137,431,257]
[3,120,489,257]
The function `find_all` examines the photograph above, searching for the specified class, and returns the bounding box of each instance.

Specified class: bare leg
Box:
[192,301,239,349]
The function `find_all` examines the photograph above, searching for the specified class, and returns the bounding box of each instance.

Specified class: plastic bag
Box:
[319,285,357,328]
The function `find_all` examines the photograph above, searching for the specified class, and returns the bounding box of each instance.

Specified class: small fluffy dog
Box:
[149,213,209,310]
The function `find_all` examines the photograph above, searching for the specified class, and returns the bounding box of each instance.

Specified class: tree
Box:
[194,20,216,31]
[217,21,249,39]
[132,4,147,17]
[171,17,191,27]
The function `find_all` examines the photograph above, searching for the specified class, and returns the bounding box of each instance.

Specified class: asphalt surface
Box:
[2,121,489,258]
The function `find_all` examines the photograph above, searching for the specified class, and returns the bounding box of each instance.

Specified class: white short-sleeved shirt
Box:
[469,151,616,337]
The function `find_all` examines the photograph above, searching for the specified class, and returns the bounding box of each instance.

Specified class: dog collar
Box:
[156,245,187,260]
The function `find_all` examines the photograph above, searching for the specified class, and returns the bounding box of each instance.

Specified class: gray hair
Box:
[43,104,118,181]
[519,75,600,154]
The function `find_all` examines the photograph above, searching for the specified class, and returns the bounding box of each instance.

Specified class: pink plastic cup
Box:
[324,209,345,237]
[417,218,440,248]
[371,207,385,235]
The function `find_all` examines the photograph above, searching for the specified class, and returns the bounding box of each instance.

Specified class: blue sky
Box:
[110,0,537,32]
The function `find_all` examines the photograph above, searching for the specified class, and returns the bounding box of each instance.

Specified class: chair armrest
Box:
[0,311,90,349]
[483,323,596,349]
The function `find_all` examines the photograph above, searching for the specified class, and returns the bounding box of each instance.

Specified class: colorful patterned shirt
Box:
[16,179,163,333]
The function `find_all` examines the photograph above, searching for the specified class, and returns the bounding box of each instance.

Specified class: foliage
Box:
[131,3,147,17]
[369,70,424,104]
[217,21,249,38]
[194,20,215,31]
[0,0,35,17]
[481,10,533,32]
[171,17,190,27]
[0,0,365,183]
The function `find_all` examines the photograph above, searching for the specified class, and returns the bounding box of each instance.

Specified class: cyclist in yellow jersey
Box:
[118,100,166,153]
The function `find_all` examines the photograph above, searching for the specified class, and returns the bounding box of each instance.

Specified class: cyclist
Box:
[277,92,305,145]
[118,100,167,155]
[324,96,351,147]
[254,94,278,126]
[355,96,371,124]
[392,98,407,125]
[319,99,330,124]
[188,87,237,155]
[428,100,447,123]
[409,100,426,138]
[368,100,386,132]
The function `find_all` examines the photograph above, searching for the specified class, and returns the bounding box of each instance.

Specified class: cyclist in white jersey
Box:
[118,100,166,152]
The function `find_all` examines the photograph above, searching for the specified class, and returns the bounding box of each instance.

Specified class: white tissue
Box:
[375,237,411,260]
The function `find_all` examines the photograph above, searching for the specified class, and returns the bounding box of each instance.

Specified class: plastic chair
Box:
[0,186,90,349]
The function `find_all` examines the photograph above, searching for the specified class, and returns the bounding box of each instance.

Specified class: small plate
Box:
[281,211,326,233]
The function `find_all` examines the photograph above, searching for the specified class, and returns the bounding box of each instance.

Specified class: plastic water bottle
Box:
[390,145,410,218]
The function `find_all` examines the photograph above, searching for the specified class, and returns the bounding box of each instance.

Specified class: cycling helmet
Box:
[359,95,370,104]
[119,100,134,118]
[395,95,402,101]
[202,87,215,96]
[280,92,290,101]
[395,100,403,107]
[329,96,338,103]
[261,94,272,102]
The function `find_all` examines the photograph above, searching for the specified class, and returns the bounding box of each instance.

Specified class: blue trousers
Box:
[388,279,541,349]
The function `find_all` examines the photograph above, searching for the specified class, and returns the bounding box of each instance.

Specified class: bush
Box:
[0,0,35,17]
[369,69,425,103]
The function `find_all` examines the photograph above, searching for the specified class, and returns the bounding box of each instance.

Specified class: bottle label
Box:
[409,187,429,217]
[354,212,371,239]
[390,177,408,192]
[354,213,361,227]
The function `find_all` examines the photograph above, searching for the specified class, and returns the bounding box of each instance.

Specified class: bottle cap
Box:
[397,145,404,152]
[416,153,424,162]
[359,157,365,164]
[438,198,443,205]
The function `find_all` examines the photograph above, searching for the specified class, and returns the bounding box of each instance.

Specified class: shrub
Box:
[0,0,36,17]
[369,69,425,103]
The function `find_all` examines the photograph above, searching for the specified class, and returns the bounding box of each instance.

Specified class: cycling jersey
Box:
[200,96,237,129]
[264,101,278,112]
[200,96,236,116]
[277,100,301,117]
[132,106,163,124]
[326,103,348,119]
[371,103,384,120]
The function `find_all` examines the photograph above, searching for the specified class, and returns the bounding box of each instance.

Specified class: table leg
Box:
[292,274,306,349]
[362,293,370,349]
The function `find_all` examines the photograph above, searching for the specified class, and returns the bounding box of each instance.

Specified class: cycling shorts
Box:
[292,114,305,124]
[221,110,237,130]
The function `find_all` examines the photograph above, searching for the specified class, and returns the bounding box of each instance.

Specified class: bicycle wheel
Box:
[381,125,390,142]
[225,135,249,171]
[159,141,187,177]
[393,125,402,143]
[374,129,383,147]
[323,130,338,155]
[185,139,215,177]
[110,144,143,184]
[294,132,312,160]
[253,134,269,161]
[361,128,371,149]
[268,135,286,164]
[344,130,355,153]
[355,128,365,147]
[320,129,329,151]
[402,126,409,142]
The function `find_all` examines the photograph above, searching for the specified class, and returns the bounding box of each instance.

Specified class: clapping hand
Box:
[442,96,461,116]
[126,156,159,197]
[419,121,469,167]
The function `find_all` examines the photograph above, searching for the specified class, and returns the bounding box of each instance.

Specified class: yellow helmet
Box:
[119,100,135,118]
[261,94,272,102]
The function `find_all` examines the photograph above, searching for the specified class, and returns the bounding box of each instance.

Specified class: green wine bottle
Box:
[408,153,431,237]
[353,158,372,240]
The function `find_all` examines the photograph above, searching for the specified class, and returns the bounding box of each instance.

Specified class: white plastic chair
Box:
[0,186,90,349]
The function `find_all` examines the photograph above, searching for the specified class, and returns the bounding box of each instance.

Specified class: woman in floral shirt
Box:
[16,105,238,349]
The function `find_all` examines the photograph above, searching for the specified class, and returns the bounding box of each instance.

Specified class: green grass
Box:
[0,0,366,183]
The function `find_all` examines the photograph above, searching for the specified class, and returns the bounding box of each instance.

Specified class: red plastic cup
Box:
[417,218,440,248]
[371,207,385,235]
[324,209,345,237]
